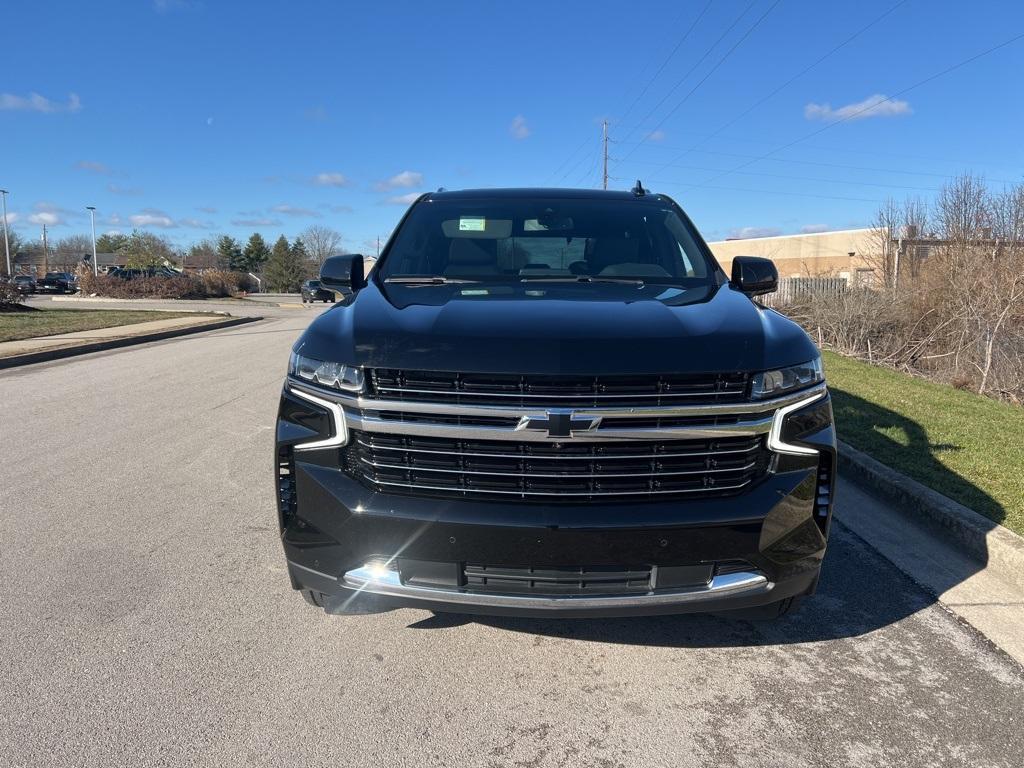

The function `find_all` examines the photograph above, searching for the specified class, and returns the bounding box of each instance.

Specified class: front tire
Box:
[301,589,326,608]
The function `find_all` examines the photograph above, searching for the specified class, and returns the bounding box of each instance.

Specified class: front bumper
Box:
[276,395,836,617]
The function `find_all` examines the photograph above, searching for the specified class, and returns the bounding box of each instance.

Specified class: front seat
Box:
[445,238,499,276]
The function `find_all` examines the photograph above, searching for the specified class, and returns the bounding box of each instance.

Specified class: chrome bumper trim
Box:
[288,380,827,420]
[341,565,770,610]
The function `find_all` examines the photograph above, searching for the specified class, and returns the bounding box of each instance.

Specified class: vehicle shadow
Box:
[404,387,1003,648]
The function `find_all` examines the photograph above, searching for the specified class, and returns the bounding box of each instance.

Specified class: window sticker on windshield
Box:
[459,217,486,231]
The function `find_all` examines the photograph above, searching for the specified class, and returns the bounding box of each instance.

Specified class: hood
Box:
[295,281,818,376]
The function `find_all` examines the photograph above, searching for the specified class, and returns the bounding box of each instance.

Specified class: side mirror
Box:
[730,256,777,297]
[320,254,366,293]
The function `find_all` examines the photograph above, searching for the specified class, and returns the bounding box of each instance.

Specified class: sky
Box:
[2,0,1023,254]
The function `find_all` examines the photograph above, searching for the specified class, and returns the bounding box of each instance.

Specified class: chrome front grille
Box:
[369,369,749,407]
[344,432,770,502]
[288,370,829,503]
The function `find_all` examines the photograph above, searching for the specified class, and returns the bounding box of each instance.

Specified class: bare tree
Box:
[300,225,343,268]
[782,175,1024,403]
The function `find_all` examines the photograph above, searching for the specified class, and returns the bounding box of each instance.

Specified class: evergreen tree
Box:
[217,235,243,271]
[291,236,314,277]
[241,233,270,273]
[263,235,305,292]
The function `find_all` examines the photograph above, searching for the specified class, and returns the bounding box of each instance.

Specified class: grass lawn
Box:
[824,350,1024,536]
[0,309,204,343]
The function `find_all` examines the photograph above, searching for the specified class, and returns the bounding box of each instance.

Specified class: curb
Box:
[838,439,1024,592]
[0,315,262,370]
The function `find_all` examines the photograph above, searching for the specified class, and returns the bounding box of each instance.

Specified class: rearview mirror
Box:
[320,254,366,293]
[730,256,777,297]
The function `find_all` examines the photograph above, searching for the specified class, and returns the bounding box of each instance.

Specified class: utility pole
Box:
[376,236,380,257]
[601,119,609,191]
[0,189,10,277]
[41,224,48,274]
[86,206,98,276]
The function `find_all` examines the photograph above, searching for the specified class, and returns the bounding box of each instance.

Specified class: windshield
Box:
[378,197,716,285]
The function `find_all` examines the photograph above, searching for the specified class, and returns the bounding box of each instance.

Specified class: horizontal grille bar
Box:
[345,431,770,502]
[370,369,749,407]
[355,436,760,460]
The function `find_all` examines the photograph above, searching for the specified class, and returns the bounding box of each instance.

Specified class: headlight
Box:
[289,352,364,392]
[751,357,823,399]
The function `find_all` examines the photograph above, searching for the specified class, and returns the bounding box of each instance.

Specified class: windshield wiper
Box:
[384,276,481,285]
[517,275,646,286]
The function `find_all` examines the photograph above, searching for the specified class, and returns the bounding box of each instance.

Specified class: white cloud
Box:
[29,211,61,226]
[323,204,354,214]
[804,94,912,122]
[130,209,176,228]
[386,192,422,206]
[271,204,321,218]
[0,92,81,113]
[726,226,782,240]
[313,172,349,187]
[75,160,111,175]
[375,170,423,191]
[107,214,123,226]
[646,129,666,142]
[179,217,214,229]
[509,115,530,140]
[4,212,20,224]
[196,206,218,214]
[800,223,832,234]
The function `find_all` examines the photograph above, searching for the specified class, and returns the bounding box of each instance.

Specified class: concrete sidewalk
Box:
[0,315,233,359]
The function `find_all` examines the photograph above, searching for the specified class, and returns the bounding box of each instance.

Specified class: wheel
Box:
[301,296,307,304]
[329,298,336,303]
[301,589,326,608]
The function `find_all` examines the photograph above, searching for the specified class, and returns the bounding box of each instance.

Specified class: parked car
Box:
[301,279,336,303]
[276,186,835,619]
[37,271,78,294]
[13,275,37,294]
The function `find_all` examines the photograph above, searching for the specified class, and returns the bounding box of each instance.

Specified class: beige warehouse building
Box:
[707,228,880,283]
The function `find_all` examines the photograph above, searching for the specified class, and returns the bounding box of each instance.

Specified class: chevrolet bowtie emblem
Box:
[515,410,602,438]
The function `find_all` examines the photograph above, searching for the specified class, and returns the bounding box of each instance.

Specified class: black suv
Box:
[276,187,835,619]
[301,279,336,304]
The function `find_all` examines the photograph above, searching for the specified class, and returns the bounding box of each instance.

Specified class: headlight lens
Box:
[751,357,823,399]
[289,352,364,392]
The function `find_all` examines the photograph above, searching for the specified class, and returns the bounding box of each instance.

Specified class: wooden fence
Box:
[762,276,848,307]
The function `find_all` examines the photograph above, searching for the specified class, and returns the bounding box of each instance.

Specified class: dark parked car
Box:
[13,275,37,294]
[38,271,78,294]
[276,186,835,619]
[301,279,336,303]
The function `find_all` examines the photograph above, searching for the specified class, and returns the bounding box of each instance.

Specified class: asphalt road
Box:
[2,304,1022,767]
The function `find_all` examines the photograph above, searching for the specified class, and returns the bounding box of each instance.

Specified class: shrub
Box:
[79,270,253,300]
[0,279,25,308]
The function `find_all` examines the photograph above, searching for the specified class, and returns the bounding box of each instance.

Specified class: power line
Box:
[642,0,909,178]
[618,0,784,164]
[611,176,885,205]
[545,134,593,184]
[614,143,1022,184]
[614,0,714,130]
[625,158,942,192]
[695,30,1024,188]
[544,0,712,186]
[616,0,761,149]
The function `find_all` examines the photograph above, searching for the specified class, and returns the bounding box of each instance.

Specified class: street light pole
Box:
[86,206,98,276]
[1,189,11,277]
